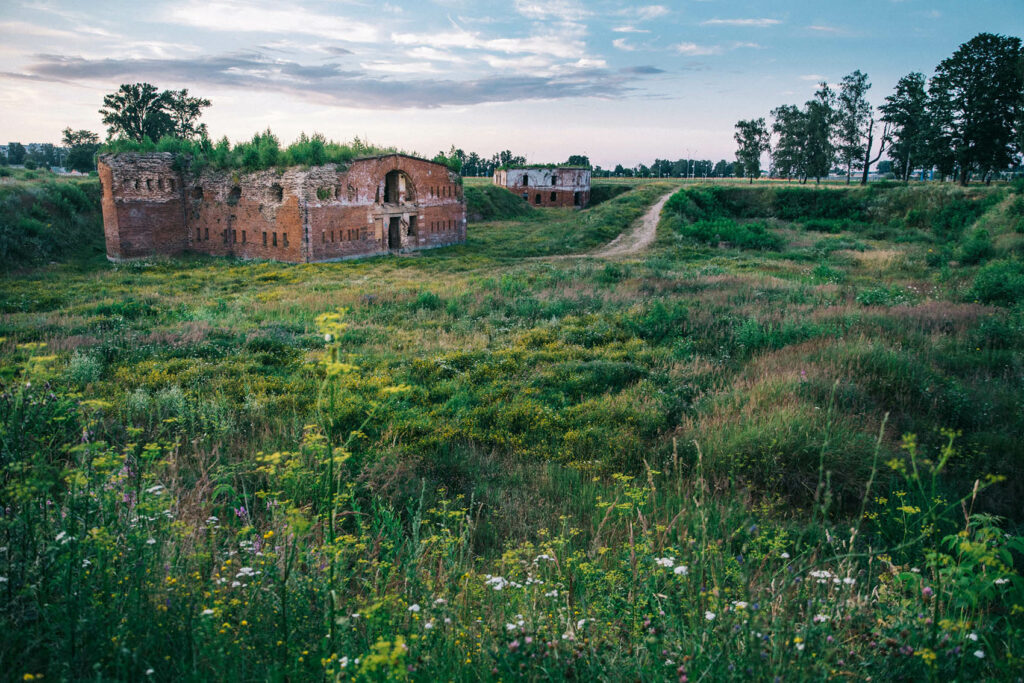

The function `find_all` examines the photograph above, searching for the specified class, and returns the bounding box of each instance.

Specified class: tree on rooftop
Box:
[99,83,211,143]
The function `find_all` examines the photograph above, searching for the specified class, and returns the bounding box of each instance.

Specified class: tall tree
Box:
[99,83,211,143]
[929,33,1024,184]
[7,142,26,165]
[803,83,836,184]
[162,89,212,140]
[881,72,929,181]
[835,70,873,184]
[770,104,806,181]
[61,128,101,173]
[566,154,591,168]
[734,118,771,184]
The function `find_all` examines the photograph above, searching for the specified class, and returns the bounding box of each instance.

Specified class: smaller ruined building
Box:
[493,166,591,208]
[98,152,466,263]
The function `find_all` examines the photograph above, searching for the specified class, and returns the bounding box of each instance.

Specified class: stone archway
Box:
[383,170,416,204]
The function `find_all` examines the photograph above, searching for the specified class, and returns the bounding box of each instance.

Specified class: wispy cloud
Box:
[701,18,781,27]
[163,1,381,42]
[612,38,635,51]
[10,51,655,109]
[612,26,650,33]
[799,73,826,81]
[512,0,589,22]
[634,5,670,21]
[674,42,722,56]
[806,24,846,34]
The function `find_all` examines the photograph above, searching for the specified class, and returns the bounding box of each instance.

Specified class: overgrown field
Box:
[2,182,1023,680]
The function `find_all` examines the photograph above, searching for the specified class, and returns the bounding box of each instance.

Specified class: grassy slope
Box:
[1,181,1022,680]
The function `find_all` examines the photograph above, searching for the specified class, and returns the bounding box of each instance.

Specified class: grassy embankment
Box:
[1,180,1023,680]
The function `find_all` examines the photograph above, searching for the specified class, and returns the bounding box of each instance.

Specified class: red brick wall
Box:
[98,154,187,260]
[99,153,465,263]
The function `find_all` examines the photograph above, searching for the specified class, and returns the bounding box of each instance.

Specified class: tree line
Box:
[432,148,738,179]
[734,32,1024,185]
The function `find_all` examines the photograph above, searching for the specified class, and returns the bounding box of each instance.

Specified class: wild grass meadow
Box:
[2,178,1023,680]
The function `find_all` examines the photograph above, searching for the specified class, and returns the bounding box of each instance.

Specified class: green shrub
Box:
[0,167,11,178]
[675,218,784,250]
[410,291,444,311]
[958,229,994,265]
[66,351,103,385]
[23,160,37,170]
[812,263,845,283]
[970,259,1024,305]
[856,286,910,306]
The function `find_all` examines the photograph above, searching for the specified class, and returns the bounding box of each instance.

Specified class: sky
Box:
[1,0,1022,168]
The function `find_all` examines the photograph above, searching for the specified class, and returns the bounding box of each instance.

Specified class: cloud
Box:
[701,18,781,27]
[512,0,589,21]
[673,42,722,56]
[799,74,826,81]
[612,38,635,51]
[163,1,381,42]
[12,51,654,109]
[806,25,846,34]
[634,5,670,21]
[612,26,650,33]
[390,28,586,60]
[620,65,665,75]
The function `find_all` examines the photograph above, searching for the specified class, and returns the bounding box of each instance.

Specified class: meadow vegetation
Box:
[1,180,1023,680]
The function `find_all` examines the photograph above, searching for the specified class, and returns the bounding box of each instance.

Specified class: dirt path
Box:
[539,190,674,261]
[589,191,674,258]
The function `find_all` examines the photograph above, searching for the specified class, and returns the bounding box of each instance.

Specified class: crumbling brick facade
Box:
[493,167,590,208]
[98,152,466,262]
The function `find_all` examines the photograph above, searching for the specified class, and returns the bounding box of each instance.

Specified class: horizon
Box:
[1,0,1022,167]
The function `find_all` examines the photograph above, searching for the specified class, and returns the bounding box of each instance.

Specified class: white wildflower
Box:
[843,577,856,585]
[732,601,748,609]
[781,552,791,559]
[968,632,978,641]
[673,565,689,576]
[705,611,716,621]
[655,557,675,568]
[201,609,215,616]
[545,589,559,598]
[994,577,1009,585]
[424,620,434,630]
[146,538,156,545]
[973,650,984,659]
[408,604,420,613]
[813,614,830,623]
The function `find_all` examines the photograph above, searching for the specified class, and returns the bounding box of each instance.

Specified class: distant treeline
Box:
[734,32,1024,185]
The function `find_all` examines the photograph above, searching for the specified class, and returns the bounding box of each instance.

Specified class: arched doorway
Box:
[383,170,415,204]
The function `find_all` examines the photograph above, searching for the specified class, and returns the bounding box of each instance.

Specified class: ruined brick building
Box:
[492,166,591,208]
[98,152,466,262]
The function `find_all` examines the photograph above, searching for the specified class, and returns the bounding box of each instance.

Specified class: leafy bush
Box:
[857,286,910,306]
[0,180,104,270]
[675,218,784,250]
[66,351,103,385]
[970,259,1024,305]
[103,132,399,172]
[958,229,994,265]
